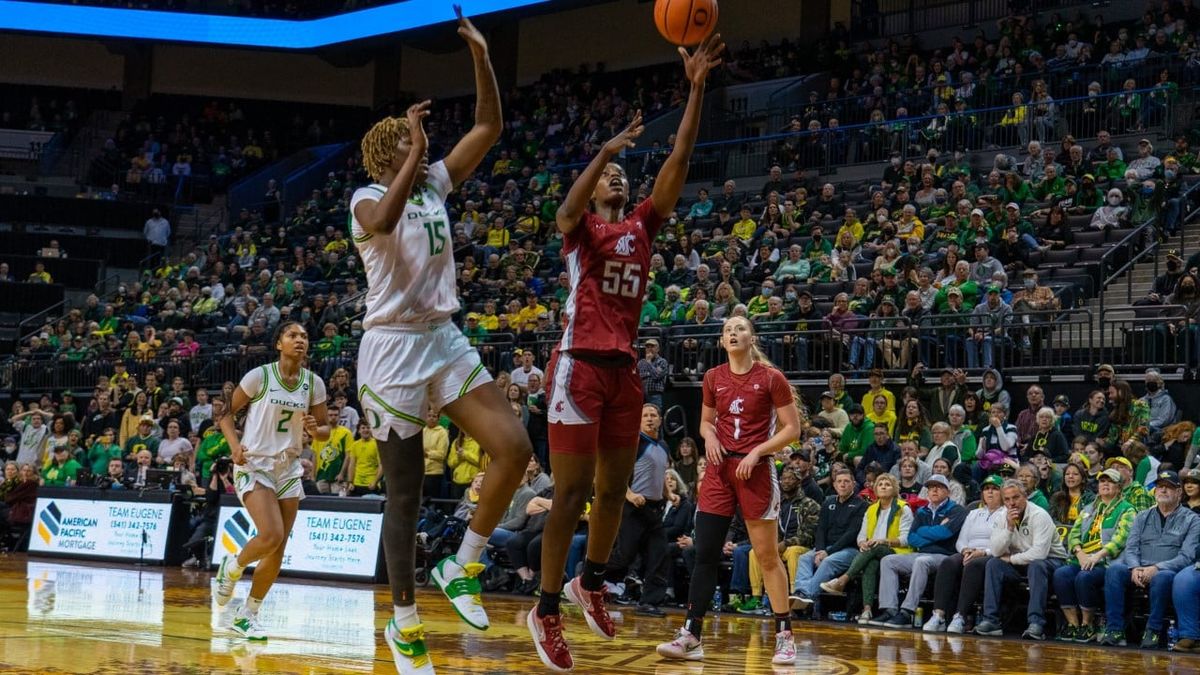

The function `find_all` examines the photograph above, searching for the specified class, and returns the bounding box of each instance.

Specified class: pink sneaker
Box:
[527,608,573,672]
[562,576,616,640]
[773,630,796,665]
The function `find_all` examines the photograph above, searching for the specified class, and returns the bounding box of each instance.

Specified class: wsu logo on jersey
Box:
[614,233,636,256]
[728,397,745,415]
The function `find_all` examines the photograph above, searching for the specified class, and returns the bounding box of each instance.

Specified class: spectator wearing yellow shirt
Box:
[516,293,548,329]
[866,393,899,436]
[504,299,526,332]
[491,149,514,177]
[515,202,541,238]
[27,262,52,284]
[860,369,897,416]
[447,431,484,499]
[837,207,865,244]
[896,204,925,240]
[345,421,382,496]
[323,230,350,255]
[478,300,500,331]
[135,327,163,361]
[314,406,353,493]
[484,216,510,256]
[731,205,758,243]
[423,408,449,499]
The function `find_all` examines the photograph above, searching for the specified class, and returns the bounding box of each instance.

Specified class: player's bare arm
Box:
[443,5,503,186]
[354,101,432,236]
[219,385,251,464]
[651,33,725,219]
[556,111,645,236]
[302,404,331,443]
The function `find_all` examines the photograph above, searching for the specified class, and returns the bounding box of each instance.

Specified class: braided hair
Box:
[360,116,410,182]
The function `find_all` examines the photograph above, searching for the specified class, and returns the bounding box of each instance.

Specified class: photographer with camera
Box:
[182,455,234,568]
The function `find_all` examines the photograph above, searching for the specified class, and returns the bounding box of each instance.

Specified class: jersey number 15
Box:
[601,261,641,298]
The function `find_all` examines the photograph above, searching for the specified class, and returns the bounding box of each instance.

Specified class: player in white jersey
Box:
[350,9,532,675]
[213,321,330,640]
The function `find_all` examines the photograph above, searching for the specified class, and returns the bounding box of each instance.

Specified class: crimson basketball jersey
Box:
[559,197,664,360]
[702,363,794,455]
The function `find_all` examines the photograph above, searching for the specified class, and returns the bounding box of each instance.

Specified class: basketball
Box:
[654,0,718,47]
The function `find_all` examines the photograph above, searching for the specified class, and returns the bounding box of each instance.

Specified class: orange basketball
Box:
[654,0,718,47]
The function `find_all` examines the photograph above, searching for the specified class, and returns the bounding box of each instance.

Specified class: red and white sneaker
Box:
[772,629,796,665]
[562,576,616,640]
[527,608,573,672]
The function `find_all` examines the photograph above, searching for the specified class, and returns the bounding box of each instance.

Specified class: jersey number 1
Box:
[601,261,641,298]
[424,220,447,256]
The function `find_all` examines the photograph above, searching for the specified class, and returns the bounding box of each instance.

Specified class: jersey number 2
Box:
[601,261,641,298]
[277,410,294,434]
[424,220,447,256]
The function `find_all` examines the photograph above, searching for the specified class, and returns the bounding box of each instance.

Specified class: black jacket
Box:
[663,497,695,540]
[813,493,867,554]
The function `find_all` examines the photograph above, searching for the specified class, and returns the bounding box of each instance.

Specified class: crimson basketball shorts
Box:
[546,349,643,455]
[698,454,781,521]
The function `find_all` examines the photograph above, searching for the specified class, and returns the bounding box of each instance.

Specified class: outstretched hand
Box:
[679,33,726,87]
[454,5,488,53]
[603,110,645,156]
[406,100,432,148]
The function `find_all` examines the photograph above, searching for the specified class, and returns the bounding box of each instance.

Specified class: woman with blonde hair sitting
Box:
[819,472,913,624]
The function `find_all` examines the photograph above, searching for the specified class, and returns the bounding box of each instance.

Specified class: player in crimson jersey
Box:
[657,316,801,665]
[527,33,725,672]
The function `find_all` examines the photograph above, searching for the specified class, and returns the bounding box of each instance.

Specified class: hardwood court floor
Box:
[0,554,1196,675]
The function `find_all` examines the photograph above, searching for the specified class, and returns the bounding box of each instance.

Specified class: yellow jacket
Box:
[447,434,484,485]
[423,425,449,476]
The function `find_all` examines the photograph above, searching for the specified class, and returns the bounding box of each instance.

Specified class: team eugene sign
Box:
[28,497,172,561]
[213,505,383,580]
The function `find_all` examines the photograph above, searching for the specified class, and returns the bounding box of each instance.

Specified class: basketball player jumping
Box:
[351,8,532,674]
[526,32,725,673]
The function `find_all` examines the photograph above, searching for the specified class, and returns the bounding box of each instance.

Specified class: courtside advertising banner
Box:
[28,497,172,561]
[213,505,382,580]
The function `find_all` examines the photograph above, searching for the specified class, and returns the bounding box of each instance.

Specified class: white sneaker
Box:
[772,630,796,665]
[946,613,966,634]
[923,613,947,632]
[385,618,436,675]
[857,608,873,625]
[213,556,241,607]
[230,612,266,640]
[431,556,489,631]
[656,627,704,661]
[789,595,813,611]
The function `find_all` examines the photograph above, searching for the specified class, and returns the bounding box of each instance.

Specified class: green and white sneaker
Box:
[431,556,488,630]
[213,556,242,607]
[231,612,267,641]
[385,619,435,675]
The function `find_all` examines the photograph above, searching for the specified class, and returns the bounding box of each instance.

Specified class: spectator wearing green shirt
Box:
[1094,148,1127,181]
[804,227,833,262]
[1032,164,1067,201]
[87,428,123,475]
[194,427,231,483]
[839,405,875,462]
[42,446,82,486]
[462,313,489,345]
[124,417,160,462]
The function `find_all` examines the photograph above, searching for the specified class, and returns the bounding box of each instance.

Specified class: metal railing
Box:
[1098,304,1193,373]
[13,299,66,348]
[860,0,1075,38]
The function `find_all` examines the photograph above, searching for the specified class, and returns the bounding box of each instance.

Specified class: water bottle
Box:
[711,587,722,613]
[1168,620,1179,650]
[914,607,924,628]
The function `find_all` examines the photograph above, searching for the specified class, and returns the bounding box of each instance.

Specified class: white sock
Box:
[243,596,263,617]
[394,604,420,629]
[227,557,246,579]
[454,528,488,566]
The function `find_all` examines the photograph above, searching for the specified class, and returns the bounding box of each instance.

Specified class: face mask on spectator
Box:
[1147,381,1161,393]
[786,291,797,301]
[1024,279,1036,290]
[1140,185,1155,196]
[761,286,774,297]
[1166,169,1178,180]
[1107,194,1122,206]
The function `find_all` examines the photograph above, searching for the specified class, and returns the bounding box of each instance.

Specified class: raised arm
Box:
[354,102,431,236]
[650,34,726,219]
[443,6,502,187]
[556,112,645,236]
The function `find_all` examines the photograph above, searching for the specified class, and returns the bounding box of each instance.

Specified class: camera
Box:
[213,457,233,475]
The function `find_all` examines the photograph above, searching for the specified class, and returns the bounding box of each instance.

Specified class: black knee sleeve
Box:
[377,430,426,605]
[686,511,732,621]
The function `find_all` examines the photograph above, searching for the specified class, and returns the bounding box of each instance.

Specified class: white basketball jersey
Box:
[350,160,459,329]
[238,363,327,458]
